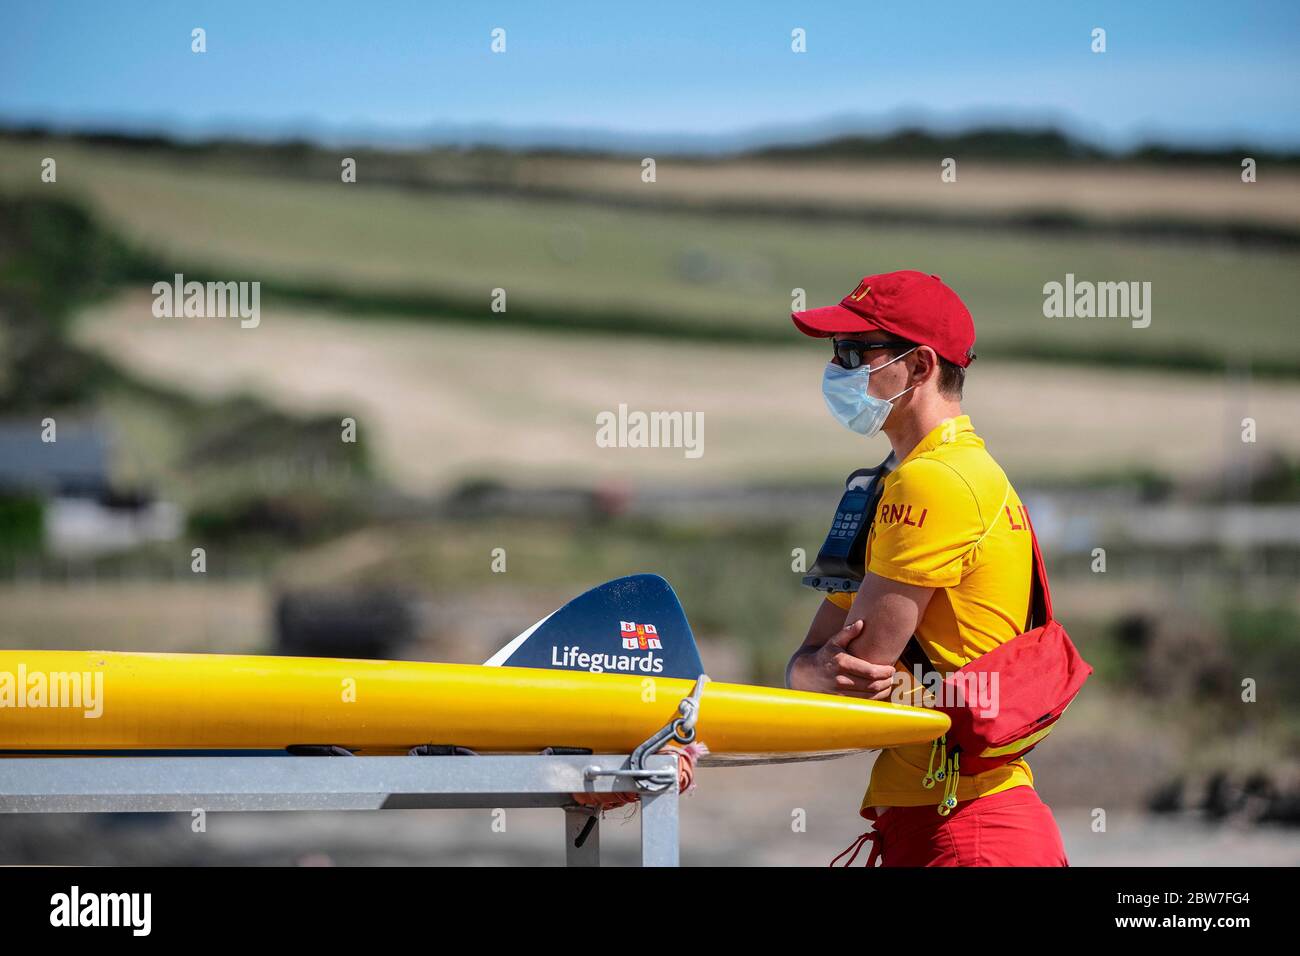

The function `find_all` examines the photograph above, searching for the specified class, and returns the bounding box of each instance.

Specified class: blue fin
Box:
[484,574,704,679]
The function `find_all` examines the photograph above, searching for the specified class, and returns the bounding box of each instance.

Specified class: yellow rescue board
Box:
[0,650,949,761]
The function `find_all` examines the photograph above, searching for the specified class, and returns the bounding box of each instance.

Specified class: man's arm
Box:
[843,571,936,668]
[786,597,900,698]
[785,597,845,688]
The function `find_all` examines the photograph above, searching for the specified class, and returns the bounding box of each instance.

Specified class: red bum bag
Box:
[898,514,1092,815]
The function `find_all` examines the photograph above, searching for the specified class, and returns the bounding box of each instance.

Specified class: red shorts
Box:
[839,786,1069,867]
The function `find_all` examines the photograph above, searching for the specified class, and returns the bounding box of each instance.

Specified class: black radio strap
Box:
[899,634,936,675]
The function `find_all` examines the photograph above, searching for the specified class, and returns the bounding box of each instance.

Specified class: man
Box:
[785,270,1068,867]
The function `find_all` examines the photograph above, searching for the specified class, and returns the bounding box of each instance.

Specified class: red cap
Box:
[792,270,976,368]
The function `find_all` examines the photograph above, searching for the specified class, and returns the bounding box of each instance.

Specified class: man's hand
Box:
[790,618,899,699]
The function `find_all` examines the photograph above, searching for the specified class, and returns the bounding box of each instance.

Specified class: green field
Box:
[3,139,1298,373]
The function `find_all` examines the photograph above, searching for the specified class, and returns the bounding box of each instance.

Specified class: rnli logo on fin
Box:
[619,621,662,650]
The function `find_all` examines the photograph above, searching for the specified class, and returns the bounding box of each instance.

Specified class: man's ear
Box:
[912,347,940,386]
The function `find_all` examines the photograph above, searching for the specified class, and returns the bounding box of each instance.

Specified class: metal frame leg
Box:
[564,807,600,866]
[638,786,679,867]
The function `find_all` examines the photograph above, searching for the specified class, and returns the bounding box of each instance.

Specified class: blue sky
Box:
[2,1,1298,150]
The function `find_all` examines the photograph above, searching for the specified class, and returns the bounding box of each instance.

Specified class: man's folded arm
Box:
[843,571,935,667]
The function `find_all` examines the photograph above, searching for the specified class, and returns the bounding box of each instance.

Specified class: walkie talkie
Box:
[802,452,897,595]
[803,451,935,677]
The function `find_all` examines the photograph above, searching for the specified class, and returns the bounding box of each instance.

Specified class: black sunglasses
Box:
[830,339,916,370]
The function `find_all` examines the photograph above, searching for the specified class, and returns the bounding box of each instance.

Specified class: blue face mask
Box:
[821,348,917,437]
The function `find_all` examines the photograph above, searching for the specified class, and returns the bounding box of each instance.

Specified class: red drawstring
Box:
[829,829,882,867]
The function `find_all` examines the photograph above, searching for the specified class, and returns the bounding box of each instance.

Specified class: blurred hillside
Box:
[3,130,1300,374]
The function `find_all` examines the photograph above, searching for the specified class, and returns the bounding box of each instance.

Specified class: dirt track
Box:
[77,293,1300,492]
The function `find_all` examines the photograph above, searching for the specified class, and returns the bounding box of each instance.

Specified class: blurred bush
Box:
[0,195,147,410]
[187,490,367,547]
[0,493,42,554]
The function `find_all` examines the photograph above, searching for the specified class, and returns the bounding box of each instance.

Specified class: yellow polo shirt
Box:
[826,415,1035,812]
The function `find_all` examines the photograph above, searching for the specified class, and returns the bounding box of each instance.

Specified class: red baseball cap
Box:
[791,270,976,368]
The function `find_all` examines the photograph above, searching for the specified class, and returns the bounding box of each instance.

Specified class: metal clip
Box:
[584,674,709,794]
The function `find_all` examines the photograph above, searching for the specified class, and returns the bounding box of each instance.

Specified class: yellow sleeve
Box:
[866,459,983,588]
[825,592,853,611]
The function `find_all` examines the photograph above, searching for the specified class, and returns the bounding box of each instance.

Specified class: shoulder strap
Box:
[899,505,1055,673]
[1025,511,1053,628]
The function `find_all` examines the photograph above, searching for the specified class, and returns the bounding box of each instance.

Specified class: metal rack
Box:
[0,753,681,866]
